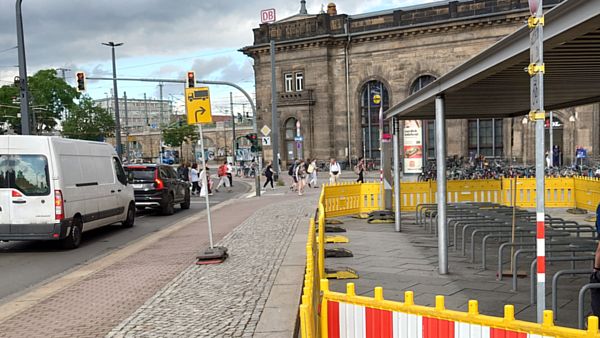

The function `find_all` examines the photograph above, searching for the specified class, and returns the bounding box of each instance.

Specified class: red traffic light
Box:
[76,72,86,92]
[187,71,195,88]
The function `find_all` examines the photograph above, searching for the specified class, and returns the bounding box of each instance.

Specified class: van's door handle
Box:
[117,189,121,192]
[111,190,116,193]
[12,200,26,204]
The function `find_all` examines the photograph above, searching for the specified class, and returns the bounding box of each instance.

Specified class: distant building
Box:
[94,96,172,133]
[242,0,599,168]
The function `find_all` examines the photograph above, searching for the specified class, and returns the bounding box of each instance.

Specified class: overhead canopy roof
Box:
[385,0,600,120]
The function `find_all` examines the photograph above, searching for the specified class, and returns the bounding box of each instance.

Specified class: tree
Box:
[162,122,198,161]
[62,95,115,141]
[0,69,78,134]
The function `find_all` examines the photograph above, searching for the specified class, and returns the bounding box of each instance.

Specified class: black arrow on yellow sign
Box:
[195,107,206,121]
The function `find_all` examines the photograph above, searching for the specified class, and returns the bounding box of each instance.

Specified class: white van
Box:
[0,135,135,249]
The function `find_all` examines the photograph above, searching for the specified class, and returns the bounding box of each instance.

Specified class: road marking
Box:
[0,197,240,324]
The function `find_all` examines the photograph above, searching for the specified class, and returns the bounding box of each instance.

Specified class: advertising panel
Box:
[403,120,423,174]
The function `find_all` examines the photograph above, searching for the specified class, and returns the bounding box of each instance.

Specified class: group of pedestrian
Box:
[177,161,234,196]
[287,158,319,196]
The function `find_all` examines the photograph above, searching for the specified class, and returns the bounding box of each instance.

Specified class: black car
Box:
[124,164,191,215]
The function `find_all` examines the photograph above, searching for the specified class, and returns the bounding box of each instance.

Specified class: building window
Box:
[426,121,435,159]
[409,75,437,160]
[468,118,503,157]
[295,72,304,91]
[409,75,436,95]
[285,117,302,161]
[360,81,389,163]
[284,73,293,92]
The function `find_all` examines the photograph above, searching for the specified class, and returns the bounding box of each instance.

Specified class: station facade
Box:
[242,0,599,168]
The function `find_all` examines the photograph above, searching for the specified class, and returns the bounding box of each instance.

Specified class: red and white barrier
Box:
[326,301,554,338]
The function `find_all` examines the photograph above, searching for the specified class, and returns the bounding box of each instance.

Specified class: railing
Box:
[299,181,600,338]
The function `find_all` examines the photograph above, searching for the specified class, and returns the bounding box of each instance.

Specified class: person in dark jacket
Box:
[263,161,275,190]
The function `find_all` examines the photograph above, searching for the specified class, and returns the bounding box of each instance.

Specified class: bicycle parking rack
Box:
[551,269,592,321]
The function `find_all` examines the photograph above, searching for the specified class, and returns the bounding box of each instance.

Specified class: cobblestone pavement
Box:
[107,195,316,338]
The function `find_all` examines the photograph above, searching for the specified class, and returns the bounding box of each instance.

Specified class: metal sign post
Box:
[528,0,546,322]
[185,84,227,264]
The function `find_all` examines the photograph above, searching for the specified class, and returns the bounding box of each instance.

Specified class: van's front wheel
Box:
[61,218,82,250]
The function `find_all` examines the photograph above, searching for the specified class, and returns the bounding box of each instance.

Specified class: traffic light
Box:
[186,71,195,88]
[245,133,261,152]
[76,72,86,92]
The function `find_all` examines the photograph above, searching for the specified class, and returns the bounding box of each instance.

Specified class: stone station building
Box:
[242,0,599,169]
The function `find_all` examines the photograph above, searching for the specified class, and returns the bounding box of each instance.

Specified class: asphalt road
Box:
[0,181,250,304]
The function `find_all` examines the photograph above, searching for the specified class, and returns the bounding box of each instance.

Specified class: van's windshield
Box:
[0,154,50,196]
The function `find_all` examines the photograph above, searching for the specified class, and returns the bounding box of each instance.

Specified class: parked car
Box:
[0,135,135,249]
[124,164,190,215]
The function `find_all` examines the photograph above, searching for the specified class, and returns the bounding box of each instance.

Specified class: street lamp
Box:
[102,41,123,157]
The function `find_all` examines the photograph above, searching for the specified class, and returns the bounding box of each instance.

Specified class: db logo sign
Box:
[261,8,276,24]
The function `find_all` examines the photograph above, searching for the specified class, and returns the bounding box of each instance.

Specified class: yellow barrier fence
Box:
[319,279,600,338]
[323,182,381,217]
[366,177,595,212]
[575,177,600,212]
[300,181,600,338]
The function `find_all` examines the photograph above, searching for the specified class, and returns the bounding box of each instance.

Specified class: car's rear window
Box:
[0,154,50,196]
[124,167,155,181]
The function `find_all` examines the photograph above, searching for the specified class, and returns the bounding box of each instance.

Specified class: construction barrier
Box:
[323,182,381,218]
[500,177,576,209]
[320,280,600,338]
[300,181,600,338]
[338,177,596,212]
[575,177,600,212]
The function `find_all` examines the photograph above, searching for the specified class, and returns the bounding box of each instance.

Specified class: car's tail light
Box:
[154,169,164,190]
[12,190,23,198]
[54,189,64,221]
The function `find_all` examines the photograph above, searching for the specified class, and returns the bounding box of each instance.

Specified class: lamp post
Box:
[102,41,124,158]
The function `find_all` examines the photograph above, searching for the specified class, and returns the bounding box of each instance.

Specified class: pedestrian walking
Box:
[216,161,231,192]
[296,160,307,195]
[288,160,298,191]
[263,161,275,190]
[177,162,189,182]
[199,166,213,196]
[307,159,318,188]
[226,162,233,187]
[355,157,365,183]
[190,163,200,195]
[329,158,341,184]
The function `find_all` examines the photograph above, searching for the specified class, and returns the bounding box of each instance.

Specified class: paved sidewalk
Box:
[0,180,317,338]
[107,189,317,337]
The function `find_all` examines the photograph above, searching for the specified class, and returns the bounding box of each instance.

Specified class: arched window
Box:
[409,75,436,95]
[284,117,302,162]
[360,81,389,163]
[410,75,437,159]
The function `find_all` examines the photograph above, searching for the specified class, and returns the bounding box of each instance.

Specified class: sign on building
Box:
[260,8,276,24]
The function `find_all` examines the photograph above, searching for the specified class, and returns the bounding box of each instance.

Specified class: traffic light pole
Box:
[87,76,261,196]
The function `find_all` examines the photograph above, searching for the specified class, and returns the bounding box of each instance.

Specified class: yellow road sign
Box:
[185,87,212,124]
[373,94,381,105]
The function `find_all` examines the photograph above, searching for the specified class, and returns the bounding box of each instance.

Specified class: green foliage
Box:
[62,95,115,141]
[162,122,198,148]
[0,68,79,134]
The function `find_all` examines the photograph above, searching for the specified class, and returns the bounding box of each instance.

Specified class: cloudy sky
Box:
[0,0,437,115]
